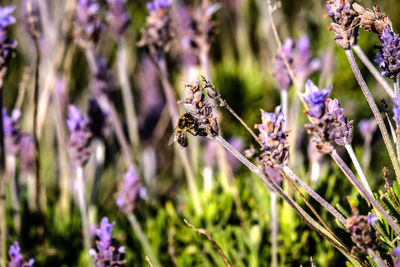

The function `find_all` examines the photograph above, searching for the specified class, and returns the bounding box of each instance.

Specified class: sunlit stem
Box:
[76,166,91,251]
[345,144,373,196]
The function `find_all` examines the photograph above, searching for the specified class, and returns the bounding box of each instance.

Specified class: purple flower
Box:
[116,167,146,214]
[3,109,22,156]
[67,105,93,166]
[375,29,400,80]
[326,0,360,49]
[265,166,282,185]
[89,217,125,267]
[90,57,115,97]
[256,106,289,168]
[0,5,17,70]
[358,119,377,142]
[393,95,400,127]
[367,214,378,226]
[106,0,130,39]
[8,242,34,267]
[302,80,331,118]
[73,0,102,48]
[326,98,353,146]
[146,0,172,11]
[273,38,293,91]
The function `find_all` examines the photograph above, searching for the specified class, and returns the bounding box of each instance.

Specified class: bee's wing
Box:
[168,127,178,146]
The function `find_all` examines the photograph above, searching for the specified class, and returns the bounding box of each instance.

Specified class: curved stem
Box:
[345,49,400,184]
[345,144,373,196]
[331,149,400,236]
[352,45,394,98]
[282,166,346,225]
[127,213,161,267]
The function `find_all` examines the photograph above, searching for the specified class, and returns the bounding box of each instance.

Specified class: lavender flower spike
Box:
[73,0,102,48]
[0,5,17,71]
[359,119,377,142]
[8,242,34,267]
[90,217,125,267]
[327,98,353,146]
[255,106,289,168]
[302,80,331,119]
[393,95,400,129]
[326,0,360,49]
[116,167,146,214]
[67,105,93,166]
[375,29,400,80]
[106,0,131,39]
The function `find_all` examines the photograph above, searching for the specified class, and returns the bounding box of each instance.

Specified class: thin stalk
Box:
[33,39,45,213]
[127,213,161,267]
[331,149,400,236]
[345,49,400,183]
[367,249,388,267]
[117,39,140,154]
[148,54,201,215]
[396,77,400,98]
[270,193,278,267]
[345,144,373,196]
[282,165,346,225]
[214,135,362,266]
[76,166,91,251]
[7,156,20,234]
[281,90,289,128]
[352,45,394,98]
[0,78,6,267]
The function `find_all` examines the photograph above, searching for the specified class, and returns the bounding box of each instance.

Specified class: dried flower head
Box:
[255,106,289,168]
[73,0,102,48]
[353,3,392,35]
[89,217,125,267]
[326,0,360,49]
[3,109,23,156]
[178,79,219,138]
[0,5,17,73]
[8,241,35,267]
[106,0,131,39]
[375,29,400,80]
[326,98,353,146]
[67,105,93,166]
[345,214,378,253]
[116,167,146,214]
[138,0,173,56]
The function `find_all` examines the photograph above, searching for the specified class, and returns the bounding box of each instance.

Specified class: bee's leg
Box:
[188,130,198,136]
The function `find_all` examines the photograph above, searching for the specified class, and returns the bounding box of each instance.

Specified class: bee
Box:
[168,113,205,147]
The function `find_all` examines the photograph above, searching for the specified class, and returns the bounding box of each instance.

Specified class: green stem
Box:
[345,144,373,196]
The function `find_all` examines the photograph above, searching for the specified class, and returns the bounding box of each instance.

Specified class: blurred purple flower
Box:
[393,95,400,126]
[0,5,17,70]
[19,135,35,174]
[358,119,377,142]
[375,29,400,80]
[273,38,293,91]
[146,0,172,11]
[265,166,282,185]
[392,246,400,267]
[139,0,173,56]
[302,80,331,118]
[116,167,146,214]
[67,105,93,166]
[8,241,34,267]
[256,106,289,168]
[227,137,243,172]
[327,98,353,146]
[89,217,125,267]
[3,109,22,156]
[90,57,115,97]
[367,214,378,226]
[73,0,102,48]
[106,0,130,39]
